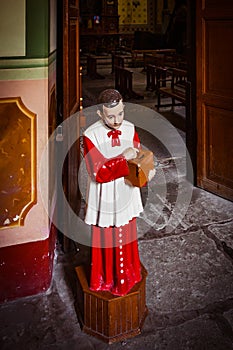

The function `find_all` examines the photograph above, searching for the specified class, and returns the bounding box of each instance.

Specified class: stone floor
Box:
[1,66,233,350]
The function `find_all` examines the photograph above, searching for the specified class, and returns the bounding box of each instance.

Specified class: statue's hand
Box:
[122,147,139,160]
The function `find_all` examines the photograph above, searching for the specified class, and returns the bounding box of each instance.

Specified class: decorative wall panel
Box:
[118,0,155,33]
[119,0,147,25]
[0,97,36,228]
[0,0,25,57]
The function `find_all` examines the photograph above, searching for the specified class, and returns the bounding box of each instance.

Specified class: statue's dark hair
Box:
[98,89,123,108]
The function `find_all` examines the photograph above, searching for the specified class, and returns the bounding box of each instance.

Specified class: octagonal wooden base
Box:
[75,264,148,344]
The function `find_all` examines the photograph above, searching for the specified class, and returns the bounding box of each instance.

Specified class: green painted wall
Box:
[26,0,49,58]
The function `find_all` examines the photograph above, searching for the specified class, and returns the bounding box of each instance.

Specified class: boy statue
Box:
[83,89,144,296]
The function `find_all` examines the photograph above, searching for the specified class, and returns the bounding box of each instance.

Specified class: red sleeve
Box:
[83,136,129,183]
[133,130,141,150]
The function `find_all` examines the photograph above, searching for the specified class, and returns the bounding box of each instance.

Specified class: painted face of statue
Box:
[98,100,125,130]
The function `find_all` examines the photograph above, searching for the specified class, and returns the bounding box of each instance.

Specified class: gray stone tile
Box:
[209,221,233,250]
[139,230,233,312]
[224,309,233,330]
[110,314,233,350]
[138,177,194,236]
[138,185,233,239]
[139,180,233,241]
[184,188,233,226]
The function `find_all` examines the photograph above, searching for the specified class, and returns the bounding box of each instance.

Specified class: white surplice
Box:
[83,119,143,228]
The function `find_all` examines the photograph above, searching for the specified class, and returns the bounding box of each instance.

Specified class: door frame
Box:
[56,0,81,251]
[185,0,197,184]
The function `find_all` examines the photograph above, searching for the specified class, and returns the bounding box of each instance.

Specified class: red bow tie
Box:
[107,129,122,147]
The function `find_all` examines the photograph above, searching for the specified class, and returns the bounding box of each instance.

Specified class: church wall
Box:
[0,0,57,302]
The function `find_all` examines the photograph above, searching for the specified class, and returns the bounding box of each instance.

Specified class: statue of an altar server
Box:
[83,89,144,296]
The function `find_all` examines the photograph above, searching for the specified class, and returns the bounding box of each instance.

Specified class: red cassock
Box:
[83,119,143,296]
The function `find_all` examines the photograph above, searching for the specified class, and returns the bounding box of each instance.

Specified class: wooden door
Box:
[57,0,81,250]
[63,0,80,118]
[196,0,233,201]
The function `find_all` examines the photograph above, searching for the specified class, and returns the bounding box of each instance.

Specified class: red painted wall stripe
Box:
[0,225,56,303]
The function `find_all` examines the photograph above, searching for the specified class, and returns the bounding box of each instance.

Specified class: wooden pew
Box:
[143,50,177,70]
[146,63,168,92]
[146,64,157,91]
[144,53,166,75]
[114,66,144,100]
[156,67,187,111]
[86,54,111,79]
[111,54,125,73]
[145,51,177,91]
[131,50,159,67]
[131,48,176,68]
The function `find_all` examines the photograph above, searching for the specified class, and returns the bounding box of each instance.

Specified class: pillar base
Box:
[75,264,148,344]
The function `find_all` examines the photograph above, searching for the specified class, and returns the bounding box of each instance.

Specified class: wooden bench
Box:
[156,67,187,111]
[86,54,111,79]
[144,53,165,70]
[145,51,177,91]
[111,54,125,73]
[147,63,168,91]
[131,49,176,68]
[114,66,144,100]
[146,64,157,91]
[131,50,158,67]
[146,64,169,92]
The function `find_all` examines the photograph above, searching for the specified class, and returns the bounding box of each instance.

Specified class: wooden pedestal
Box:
[75,264,148,344]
